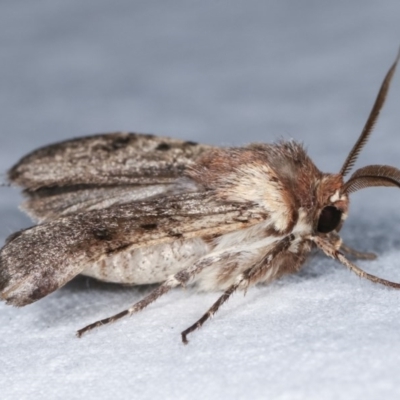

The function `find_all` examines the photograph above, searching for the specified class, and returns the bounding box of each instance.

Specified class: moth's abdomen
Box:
[81,219,311,291]
[81,238,210,285]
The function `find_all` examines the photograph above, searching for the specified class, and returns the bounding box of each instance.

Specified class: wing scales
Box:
[9,132,211,190]
[8,132,212,220]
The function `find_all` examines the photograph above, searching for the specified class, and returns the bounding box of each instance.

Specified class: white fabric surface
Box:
[1,1,400,399]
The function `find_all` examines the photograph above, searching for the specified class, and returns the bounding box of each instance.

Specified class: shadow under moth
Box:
[1,52,400,344]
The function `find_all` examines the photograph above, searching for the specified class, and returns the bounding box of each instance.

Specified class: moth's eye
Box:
[317,206,342,233]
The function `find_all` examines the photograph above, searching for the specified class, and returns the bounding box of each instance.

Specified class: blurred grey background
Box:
[1,1,400,400]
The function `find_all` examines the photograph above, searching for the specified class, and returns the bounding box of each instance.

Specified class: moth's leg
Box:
[181,235,294,344]
[181,282,240,344]
[76,280,175,337]
[312,236,400,289]
[340,243,377,260]
[76,253,231,337]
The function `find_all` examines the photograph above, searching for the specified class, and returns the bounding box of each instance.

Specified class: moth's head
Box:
[313,173,349,235]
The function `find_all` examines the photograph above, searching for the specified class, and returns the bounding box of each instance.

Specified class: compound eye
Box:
[317,206,342,233]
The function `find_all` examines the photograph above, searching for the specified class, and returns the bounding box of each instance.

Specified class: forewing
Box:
[0,192,265,306]
[9,132,211,189]
[8,132,212,220]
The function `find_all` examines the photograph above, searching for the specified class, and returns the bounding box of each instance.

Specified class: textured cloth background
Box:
[1,1,400,399]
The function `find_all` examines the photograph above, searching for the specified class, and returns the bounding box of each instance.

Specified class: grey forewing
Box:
[8,132,212,221]
[0,192,265,306]
[9,132,211,190]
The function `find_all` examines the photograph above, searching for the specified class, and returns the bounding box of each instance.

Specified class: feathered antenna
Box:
[340,49,400,177]
[343,165,400,193]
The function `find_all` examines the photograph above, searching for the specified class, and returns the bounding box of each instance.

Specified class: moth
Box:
[1,52,400,344]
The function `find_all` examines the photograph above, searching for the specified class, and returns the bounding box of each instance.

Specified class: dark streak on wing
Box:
[8,132,211,191]
[0,192,265,307]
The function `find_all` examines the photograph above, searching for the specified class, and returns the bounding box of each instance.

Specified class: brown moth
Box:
[1,52,400,344]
